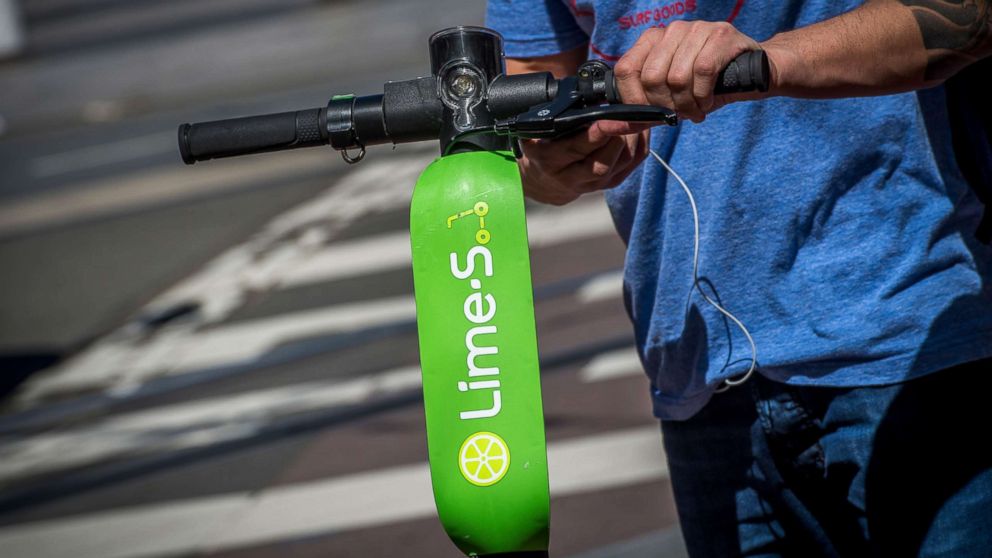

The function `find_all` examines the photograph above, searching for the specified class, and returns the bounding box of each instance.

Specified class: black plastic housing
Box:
[487,72,556,119]
[429,26,509,154]
[383,78,443,144]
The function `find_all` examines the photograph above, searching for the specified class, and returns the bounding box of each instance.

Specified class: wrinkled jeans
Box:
[660,358,992,557]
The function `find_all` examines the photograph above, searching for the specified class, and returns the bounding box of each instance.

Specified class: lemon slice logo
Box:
[458,431,510,486]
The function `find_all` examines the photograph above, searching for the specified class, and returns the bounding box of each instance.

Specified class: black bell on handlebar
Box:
[429,27,511,154]
[429,26,503,79]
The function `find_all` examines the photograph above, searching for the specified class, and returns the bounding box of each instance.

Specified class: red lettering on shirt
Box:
[596,0,744,61]
[615,1,699,30]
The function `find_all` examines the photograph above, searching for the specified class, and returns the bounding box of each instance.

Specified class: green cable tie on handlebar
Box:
[331,94,356,101]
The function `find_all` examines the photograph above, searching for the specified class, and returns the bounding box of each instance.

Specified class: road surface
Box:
[0,1,690,556]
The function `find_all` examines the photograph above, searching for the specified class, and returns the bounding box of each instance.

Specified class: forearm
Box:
[763,0,992,98]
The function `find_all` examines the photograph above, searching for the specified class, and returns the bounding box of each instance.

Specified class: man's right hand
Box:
[507,46,651,206]
[517,121,650,206]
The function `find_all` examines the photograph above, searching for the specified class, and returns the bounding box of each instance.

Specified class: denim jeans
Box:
[660,358,992,557]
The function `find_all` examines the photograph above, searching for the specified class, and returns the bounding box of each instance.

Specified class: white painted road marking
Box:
[16,295,415,402]
[0,426,667,558]
[0,367,422,485]
[527,198,617,248]
[16,257,624,407]
[279,230,410,287]
[0,148,337,237]
[11,171,620,408]
[29,132,177,178]
[8,152,431,407]
[577,269,624,304]
[125,151,430,324]
[280,195,619,288]
[580,347,644,383]
[2,264,637,483]
[165,295,415,372]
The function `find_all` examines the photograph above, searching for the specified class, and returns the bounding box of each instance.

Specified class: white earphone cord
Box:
[648,149,757,392]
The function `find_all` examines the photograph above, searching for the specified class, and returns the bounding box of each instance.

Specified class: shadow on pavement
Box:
[0,350,62,401]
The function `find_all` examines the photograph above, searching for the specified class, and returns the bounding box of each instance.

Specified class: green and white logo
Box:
[459,431,510,486]
[448,200,503,421]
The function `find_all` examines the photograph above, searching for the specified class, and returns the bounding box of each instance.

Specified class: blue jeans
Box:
[660,358,992,557]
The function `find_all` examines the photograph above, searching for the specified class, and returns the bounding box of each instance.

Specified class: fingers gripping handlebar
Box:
[178,37,769,165]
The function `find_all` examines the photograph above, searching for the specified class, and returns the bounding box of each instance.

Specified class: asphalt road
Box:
[0,154,687,556]
[0,0,483,354]
[0,1,691,556]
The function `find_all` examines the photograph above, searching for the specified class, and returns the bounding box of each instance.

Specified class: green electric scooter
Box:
[177,26,768,557]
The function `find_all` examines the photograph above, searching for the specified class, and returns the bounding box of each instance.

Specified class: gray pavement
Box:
[0,1,691,556]
[0,0,482,354]
[0,159,688,555]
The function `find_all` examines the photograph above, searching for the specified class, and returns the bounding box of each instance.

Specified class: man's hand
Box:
[510,0,992,206]
[506,46,651,206]
[517,122,650,206]
[614,20,762,123]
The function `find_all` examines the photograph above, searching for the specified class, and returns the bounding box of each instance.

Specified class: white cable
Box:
[648,149,757,392]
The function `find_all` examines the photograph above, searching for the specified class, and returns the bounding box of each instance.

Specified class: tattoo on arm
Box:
[899,0,992,80]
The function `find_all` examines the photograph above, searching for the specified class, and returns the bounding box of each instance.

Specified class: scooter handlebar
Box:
[177,51,769,165]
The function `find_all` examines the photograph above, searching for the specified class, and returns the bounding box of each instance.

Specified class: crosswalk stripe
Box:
[0,250,634,483]
[18,255,625,409]
[9,152,432,407]
[579,347,644,383]
[577,269,623,304]
[0,426,666,558]
[280,195,618,289]
[29,132,178,178]
[13,202,619,410]
[0,149,335,237]
[144,152,431,323]
[279,230,409,287]
[16,295,415,402]
[0,367,422,485]
[167,295,415,372]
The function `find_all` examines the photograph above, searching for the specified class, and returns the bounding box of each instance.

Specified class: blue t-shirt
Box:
[486,0,992,420]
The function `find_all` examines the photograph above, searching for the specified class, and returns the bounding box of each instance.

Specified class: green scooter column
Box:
[410,150,550,557]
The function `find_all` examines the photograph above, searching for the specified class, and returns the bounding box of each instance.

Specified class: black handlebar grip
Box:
[713,50,770,94]
[178,108,327,165]
[606,50,770,101]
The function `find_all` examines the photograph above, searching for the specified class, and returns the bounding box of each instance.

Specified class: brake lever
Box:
[496,104,677,139]
[493,62,677,141]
